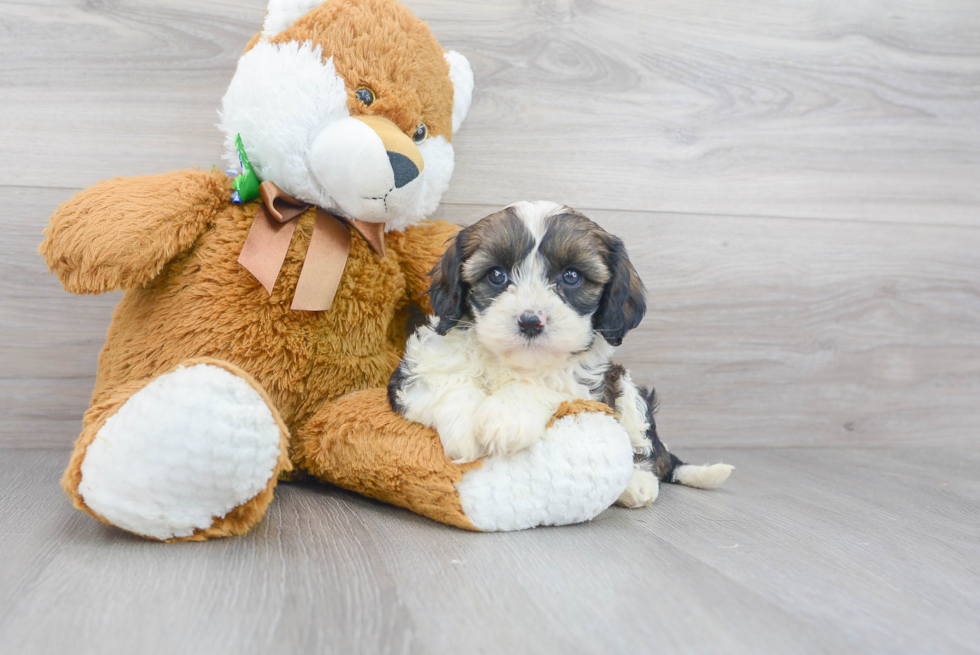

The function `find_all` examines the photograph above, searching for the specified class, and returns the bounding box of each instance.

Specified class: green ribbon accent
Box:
[232,134,261,203]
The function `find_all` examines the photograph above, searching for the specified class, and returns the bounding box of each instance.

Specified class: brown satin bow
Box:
[238,181,386,311]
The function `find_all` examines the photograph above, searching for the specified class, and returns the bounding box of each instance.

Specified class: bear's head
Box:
[219,0,473,232]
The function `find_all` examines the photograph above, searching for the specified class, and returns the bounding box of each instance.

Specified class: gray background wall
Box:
[3,0,977,450]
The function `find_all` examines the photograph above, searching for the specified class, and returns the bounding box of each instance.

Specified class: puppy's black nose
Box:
[518,313,544,338]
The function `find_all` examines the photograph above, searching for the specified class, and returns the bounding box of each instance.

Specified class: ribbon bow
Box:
[237,181,386,311]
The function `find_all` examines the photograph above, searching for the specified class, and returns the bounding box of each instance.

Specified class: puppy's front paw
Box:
[616,469,659,508]
[475,396,551,458]
[428,389,489,464]
[439,417,485,464]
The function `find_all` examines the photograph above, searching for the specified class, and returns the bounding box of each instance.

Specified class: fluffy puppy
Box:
[389,201,732,507]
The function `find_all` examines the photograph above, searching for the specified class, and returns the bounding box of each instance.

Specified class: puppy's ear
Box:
[593,235,646,346]
[427,228,470,335]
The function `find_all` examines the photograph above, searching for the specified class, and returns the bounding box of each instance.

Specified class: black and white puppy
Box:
[389,201,732,507]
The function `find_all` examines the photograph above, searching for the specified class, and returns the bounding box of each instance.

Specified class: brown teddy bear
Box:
[40,0,644,540]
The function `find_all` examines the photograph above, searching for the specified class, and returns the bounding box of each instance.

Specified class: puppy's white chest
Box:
[478,361,589,401]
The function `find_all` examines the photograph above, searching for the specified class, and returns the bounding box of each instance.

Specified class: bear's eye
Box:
[487,267,508,287]
[561,268,582,287]
[412,123,428,144]
[355,87,375,106]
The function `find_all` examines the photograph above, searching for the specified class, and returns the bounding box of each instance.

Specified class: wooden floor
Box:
[2,447,979,654]
[1,0,978,653]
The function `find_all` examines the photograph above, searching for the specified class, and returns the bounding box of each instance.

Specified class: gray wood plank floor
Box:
[1,447,978,655]
[1,0,978,653]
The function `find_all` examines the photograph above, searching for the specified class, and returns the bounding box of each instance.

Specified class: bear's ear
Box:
[444,51,474,134]
[262,0,323,38]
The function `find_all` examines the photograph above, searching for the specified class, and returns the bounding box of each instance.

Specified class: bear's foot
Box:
[294,391,635,532]
[73,360,289,541]
[455,411,635,532]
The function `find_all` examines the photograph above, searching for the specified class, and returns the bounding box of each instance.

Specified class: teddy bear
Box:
[40,0,639,540]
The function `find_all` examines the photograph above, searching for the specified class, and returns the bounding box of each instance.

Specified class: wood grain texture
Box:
[6,186,979,448]
[1,447,978,654]
[2,1,980,649]
[1,0,979,223]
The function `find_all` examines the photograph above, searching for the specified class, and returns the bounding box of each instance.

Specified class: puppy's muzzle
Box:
[518,312,545,338]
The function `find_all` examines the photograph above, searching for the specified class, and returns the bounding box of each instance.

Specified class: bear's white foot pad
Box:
[79,364,282,540]
[455,412,634,532]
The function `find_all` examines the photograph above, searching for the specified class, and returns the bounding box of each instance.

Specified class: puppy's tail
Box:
[669,456,734,490]
[638,387,734,490]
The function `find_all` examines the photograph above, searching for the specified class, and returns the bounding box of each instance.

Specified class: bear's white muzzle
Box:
[307,114,425,223]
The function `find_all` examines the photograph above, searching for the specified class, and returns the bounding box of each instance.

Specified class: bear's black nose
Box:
[518,313,544,338]
[387,151,420,188]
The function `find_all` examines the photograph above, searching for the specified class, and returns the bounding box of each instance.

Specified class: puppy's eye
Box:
[487,267,508,287]
[561,268,582,287]
[355,87,375,106]
[412,123,428,144]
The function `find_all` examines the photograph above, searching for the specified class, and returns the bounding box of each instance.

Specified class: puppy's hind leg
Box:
[616,468,659,508]
[638,386,734,490]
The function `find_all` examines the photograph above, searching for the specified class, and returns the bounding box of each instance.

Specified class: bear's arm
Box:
[390,219,460,313]
[39,169,231,294]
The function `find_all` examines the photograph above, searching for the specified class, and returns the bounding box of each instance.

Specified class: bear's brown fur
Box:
[266,0,456,141]
[41,166,460,539]
[38,0,470,540]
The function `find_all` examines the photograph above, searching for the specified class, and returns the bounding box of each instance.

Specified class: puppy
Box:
[388,201,732,507]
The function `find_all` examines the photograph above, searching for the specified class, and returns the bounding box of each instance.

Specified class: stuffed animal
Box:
[38,0,659,540]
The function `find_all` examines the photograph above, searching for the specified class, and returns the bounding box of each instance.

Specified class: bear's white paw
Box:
[616,468,659,508]
[78,363,283,540]
[673,463,734,489]
[456,411,634,532]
